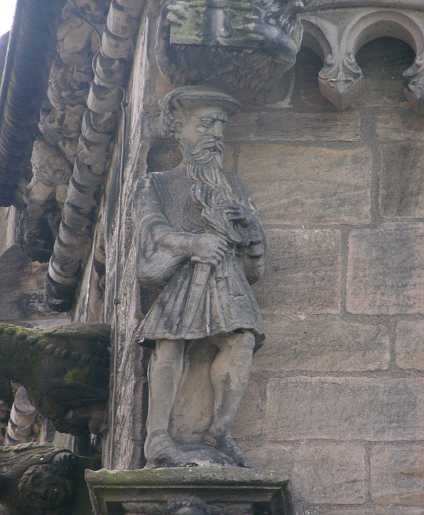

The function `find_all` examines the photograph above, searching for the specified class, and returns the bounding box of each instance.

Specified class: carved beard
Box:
[185,138,233,199]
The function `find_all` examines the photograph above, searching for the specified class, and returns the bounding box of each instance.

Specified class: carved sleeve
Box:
[135,176,190,287]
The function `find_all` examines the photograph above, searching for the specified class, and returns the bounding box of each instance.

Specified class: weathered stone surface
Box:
[396,321,424,370]
[256,229,341,315]
[232,377,265,440]
[266,378,424,442]
[255,316,390,372]
[347,224,424,315]
[238,144,371,225]
[227,111,361,143]
[371,445,424,506]
[376,111,424,142]
[246,443,367,505]
[380,143,424,218]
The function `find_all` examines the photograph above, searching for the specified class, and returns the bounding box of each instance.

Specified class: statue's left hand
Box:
[225,204,253,227]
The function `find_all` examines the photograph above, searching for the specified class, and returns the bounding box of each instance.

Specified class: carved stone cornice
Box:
[301,5,424,111]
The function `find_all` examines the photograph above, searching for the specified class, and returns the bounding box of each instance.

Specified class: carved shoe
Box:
[145,431,195,468]
[204,432,249,468]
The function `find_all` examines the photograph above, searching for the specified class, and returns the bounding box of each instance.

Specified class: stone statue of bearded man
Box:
[135,86,266,468]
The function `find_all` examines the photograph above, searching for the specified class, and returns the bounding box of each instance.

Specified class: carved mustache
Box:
[192,138,225,159]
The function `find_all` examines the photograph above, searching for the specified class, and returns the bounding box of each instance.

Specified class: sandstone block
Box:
[376,111,424,142]
[255,316,390,372]
[371,445,424,506]
[266,377,424,441]
[239,144,371,225]
[227,111,361,143]
[257,229,341,315]
[347,224,424,314]
[232,377,265,440]
[246,443,367,505]
[396,321,424,370]
[380,143,424,218]
[295,507,424,515]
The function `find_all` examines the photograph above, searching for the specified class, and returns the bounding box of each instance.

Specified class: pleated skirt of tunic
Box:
[137,255,264,346]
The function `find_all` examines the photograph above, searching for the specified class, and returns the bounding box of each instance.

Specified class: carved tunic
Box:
[136,167,265,345]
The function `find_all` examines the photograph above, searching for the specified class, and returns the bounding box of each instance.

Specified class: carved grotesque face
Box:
[176,105,228,163]
[17,464,73,515]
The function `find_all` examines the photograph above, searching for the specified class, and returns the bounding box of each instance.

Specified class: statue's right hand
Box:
[189,234,228,267]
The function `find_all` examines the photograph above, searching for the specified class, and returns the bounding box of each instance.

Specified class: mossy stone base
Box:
[85,467,291,515]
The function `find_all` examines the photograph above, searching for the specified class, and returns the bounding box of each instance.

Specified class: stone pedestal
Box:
[85,467,291,515]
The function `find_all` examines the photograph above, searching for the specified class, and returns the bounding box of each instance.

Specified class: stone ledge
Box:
[85,467,291,515]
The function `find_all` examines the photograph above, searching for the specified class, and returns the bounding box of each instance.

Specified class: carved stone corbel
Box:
[0,323,110,437]
[157,0,305,103]
[319,52,364,111]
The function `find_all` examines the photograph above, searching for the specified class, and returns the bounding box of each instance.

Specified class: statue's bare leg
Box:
[145,339,186,467]
[206,331,255,466]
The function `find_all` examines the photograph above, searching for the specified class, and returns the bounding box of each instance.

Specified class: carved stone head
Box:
[161,86,240,161]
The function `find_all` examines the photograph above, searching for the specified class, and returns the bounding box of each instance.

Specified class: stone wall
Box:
[229,39,424,514]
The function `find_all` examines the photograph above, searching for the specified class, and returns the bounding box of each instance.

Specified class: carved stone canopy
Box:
[300,2,424,111]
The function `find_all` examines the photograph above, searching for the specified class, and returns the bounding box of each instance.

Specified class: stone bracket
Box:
[85,468,292,515]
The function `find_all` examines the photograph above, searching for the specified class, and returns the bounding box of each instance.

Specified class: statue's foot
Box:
[204,432,250,468]
[145,431,197,468]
